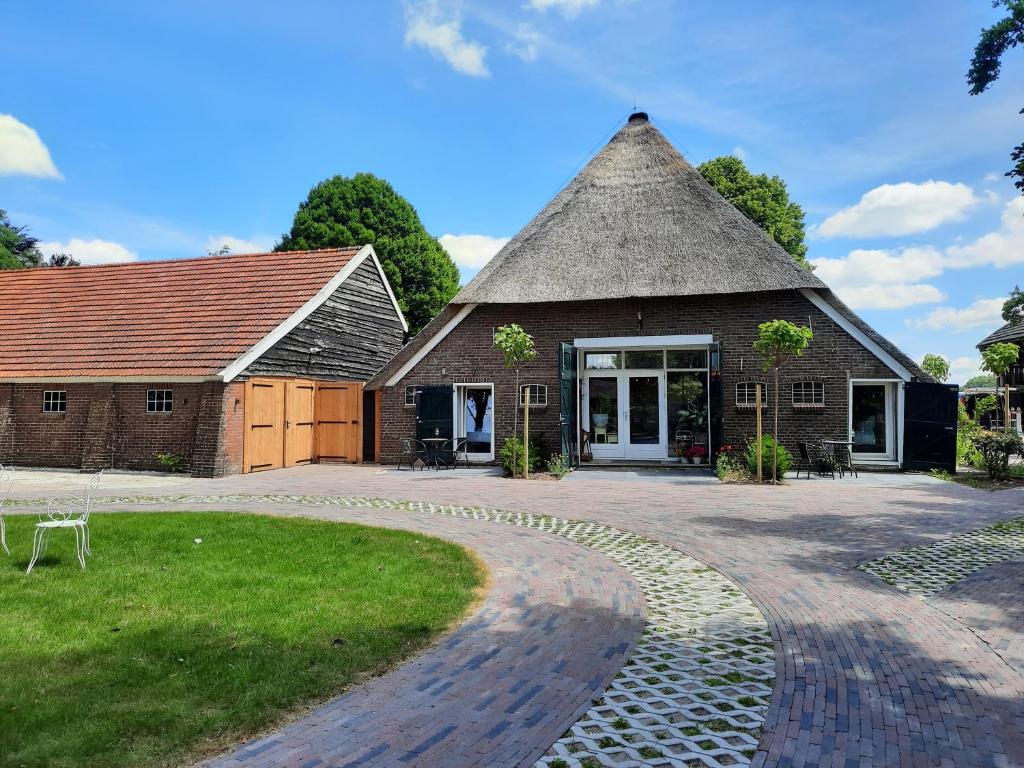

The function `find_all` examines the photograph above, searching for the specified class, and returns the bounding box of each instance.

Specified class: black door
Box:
[903,381,958,472]
[362,389,376,462]
[415,385,453,441]
[559,342,577,463]
[708,343,723,458]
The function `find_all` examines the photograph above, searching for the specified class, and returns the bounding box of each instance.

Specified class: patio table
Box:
[420,438,448,471]
[821,440,857,478]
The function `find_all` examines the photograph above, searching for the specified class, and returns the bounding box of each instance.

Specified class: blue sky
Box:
[3,0,1023,382]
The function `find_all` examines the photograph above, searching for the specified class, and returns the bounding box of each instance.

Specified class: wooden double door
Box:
[243,378,362,473]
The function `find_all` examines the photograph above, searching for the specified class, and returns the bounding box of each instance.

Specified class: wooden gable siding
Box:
[242,258,405,382]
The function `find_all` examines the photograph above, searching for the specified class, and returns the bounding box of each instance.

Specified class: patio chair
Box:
[440,437,471,470]
[26,469,103,574]
[0,464,14,555]
[811,442,836,479]
[397,437,427,471]
[832,442,858,479]
[794,442,815,480]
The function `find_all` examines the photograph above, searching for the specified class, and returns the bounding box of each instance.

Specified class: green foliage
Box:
[0,512,482,768]
[921,353,951,382]
[499,436,543,476]
[697,156,810,268]
[1003,284,1024,322]
[45,252,80,267]
[154,452,186,474]
[981,341,1021,376]
[0,209,44,269]
[957,401,984,467]
[745,436,792,482]
[976,394,999,419]
[492,323,538,369]
[965,373,998,387]
[971,429,1024,479]
[276,173,460,333]
[715,448,748,482]
[545,453,571,479]
[753,320,813,371]
[967,1,1024,194]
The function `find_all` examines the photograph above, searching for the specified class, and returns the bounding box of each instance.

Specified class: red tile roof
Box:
[0,248,363,379]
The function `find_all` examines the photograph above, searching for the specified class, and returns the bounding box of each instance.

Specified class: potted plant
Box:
[685,444,707,465]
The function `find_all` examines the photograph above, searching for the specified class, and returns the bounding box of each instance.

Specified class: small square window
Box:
[792,381,825,407]
[520,384,548,406]
[42,390,66,413]
[736,382,767,408]
[405,386,420,406]
[147,389,173,413]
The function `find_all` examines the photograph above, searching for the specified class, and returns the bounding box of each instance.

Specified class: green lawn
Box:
[0,512,484,768]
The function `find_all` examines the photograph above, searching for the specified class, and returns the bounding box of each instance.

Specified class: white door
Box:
[585,372,666,459]
[850,382,896,461]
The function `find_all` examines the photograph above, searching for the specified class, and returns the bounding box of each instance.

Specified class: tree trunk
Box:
[773,366,780,483]
[1006,378,1012,431]
[513,369,520,477]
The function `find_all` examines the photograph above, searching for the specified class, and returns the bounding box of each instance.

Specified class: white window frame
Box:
[520,384,548,407]
[454,383,495,461]
[792,380,825,408]
[42,390,67,413]
[736,381,767,408]
[146,389,173,413]
[405,385,419,407]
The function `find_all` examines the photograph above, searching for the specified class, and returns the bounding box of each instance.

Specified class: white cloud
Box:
[39,238,138,265]
[910,297,1006,332]
[203,234,275,254]
[404,1,489,77]
[505,23,542,62]
[810,247,946,310]
[944,196,1024,268]
[0,115,61,179]
[947,356,984,385]
[440,233,508,270]
[983,172,1001,183]
[528,0,600,18]
[818,181,978,238]
[731,146,748,161]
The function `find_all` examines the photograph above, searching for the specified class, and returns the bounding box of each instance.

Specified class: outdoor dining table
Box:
[820,440,856,476]
[420,437,448,471]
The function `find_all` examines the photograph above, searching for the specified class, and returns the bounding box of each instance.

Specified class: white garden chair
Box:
[26,470,103,574]
[0,464,14,555]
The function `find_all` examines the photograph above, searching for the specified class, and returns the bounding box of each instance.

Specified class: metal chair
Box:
[397,438,427,471]
[832,442,858,478]
[811,442,836,479]
[440,437,471,470]
[26,470,103,574]
[0,464,14,555]
[794,442,815,479]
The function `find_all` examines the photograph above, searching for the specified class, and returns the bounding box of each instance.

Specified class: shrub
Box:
[155,452,186,473]
[545,453,571,479]
[971,429,1024,480]
[499,436,543,476]
[956,401,984,467]
[715,444,748,481]
[745,436,792,482]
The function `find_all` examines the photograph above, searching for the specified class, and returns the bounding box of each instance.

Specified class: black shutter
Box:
[559,342,578,463]
[362,389,376,461]
[903,382,958,473]
[708,343,723,458]
[415,385,454,441]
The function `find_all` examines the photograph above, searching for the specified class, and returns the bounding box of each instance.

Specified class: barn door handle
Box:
[286,420,291,429]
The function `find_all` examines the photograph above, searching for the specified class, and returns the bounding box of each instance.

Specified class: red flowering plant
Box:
[685,445,707,459]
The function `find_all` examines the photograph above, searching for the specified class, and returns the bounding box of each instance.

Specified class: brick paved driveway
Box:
[10,466,1024,767]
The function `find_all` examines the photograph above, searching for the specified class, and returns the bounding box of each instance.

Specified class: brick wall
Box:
[379,292,900,464]
[0,382,239,476]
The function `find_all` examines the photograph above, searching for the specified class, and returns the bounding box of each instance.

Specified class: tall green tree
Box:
[968,0,1024,194]
[493,323,537,477]
[981,341,1021,428]
[698,155,810,268]
[922,353,951,382]
[1003,284,1024,322]
[965,373,998,387]
[0,210,44,268]
[276,173,460,333]
[753,320,813,482]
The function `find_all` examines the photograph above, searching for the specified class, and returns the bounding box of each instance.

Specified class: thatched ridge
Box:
[454,112,825,304]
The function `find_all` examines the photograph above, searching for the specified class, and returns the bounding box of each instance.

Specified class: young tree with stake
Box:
[753,320,813,482]
[981,342,1021,430]
[493,324,538,477]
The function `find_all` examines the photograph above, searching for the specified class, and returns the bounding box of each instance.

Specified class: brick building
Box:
[368,113,957,472]
[0,246,406,476]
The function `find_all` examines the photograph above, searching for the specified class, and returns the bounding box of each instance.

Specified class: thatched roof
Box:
[454,112,826,304]
[979,318,1023,348]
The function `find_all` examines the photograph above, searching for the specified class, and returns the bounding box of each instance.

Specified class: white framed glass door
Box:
[850,381,896,461]
[454,384,494,460]
[584,371,666,459]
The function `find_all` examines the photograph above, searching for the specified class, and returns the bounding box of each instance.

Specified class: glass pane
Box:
[585,352,621,370]
[624,350,663,369]
[852,385,887,453]
[588,377,619,445]
[668,372,708,459]
[463,388,493,453]
[666,350,707,369]
[628,376,660,444]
